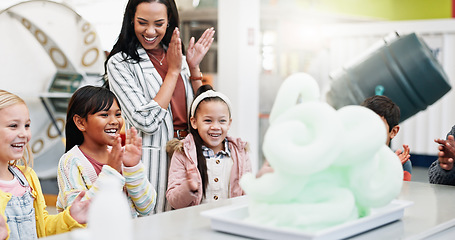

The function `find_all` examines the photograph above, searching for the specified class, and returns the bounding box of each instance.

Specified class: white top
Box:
[201,156,233,204]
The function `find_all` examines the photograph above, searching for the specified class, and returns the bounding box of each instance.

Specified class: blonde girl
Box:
[0,89,89,239]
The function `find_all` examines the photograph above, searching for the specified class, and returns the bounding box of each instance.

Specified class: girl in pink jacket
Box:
[166,85,252,209]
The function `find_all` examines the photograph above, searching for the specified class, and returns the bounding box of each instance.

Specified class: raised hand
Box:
[166,27,183,74]
[395,144,410,165]
[256,161,274,178]
[186,27,215,71]
[122,127,142,167]
[107,136,123,173]
[69,191,91,224]
[186,165,199,192]
[435,135,455,170]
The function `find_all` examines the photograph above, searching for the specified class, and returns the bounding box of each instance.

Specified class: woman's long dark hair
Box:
[65,86,120,152]
[103,0,183,85]
[189,85,230,197]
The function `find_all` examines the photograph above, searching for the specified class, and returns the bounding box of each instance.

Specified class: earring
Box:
[167,23,170,28]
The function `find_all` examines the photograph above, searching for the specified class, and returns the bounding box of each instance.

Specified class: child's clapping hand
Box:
[395,144,410,165]
[69,191,91,224]
[187,165,199,192]
[107,127,142,172]
[122,127,142,167]
[107,136,123,173]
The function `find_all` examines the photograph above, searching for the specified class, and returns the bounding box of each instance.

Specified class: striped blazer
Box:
[107,46,195,213]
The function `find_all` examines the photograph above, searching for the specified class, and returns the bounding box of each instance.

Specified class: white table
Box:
[44,181,455,239]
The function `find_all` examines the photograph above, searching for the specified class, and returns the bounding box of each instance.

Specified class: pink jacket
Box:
[166,134,251,209]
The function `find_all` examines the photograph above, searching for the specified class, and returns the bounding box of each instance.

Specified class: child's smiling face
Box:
[190,100,231,154]
[0,103,31,162]
[78,100,123,147]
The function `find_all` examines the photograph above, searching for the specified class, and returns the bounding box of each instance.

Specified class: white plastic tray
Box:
[201,200,413,240]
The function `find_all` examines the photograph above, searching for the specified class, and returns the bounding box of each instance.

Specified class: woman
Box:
[105,0,214,213]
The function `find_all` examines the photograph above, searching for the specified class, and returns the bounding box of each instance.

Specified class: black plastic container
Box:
[326,32,451,122]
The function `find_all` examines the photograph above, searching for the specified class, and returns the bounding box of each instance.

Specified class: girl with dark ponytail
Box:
[166,85,252,209]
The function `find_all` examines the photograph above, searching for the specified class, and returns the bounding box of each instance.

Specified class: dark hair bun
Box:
[195,84,213,97]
